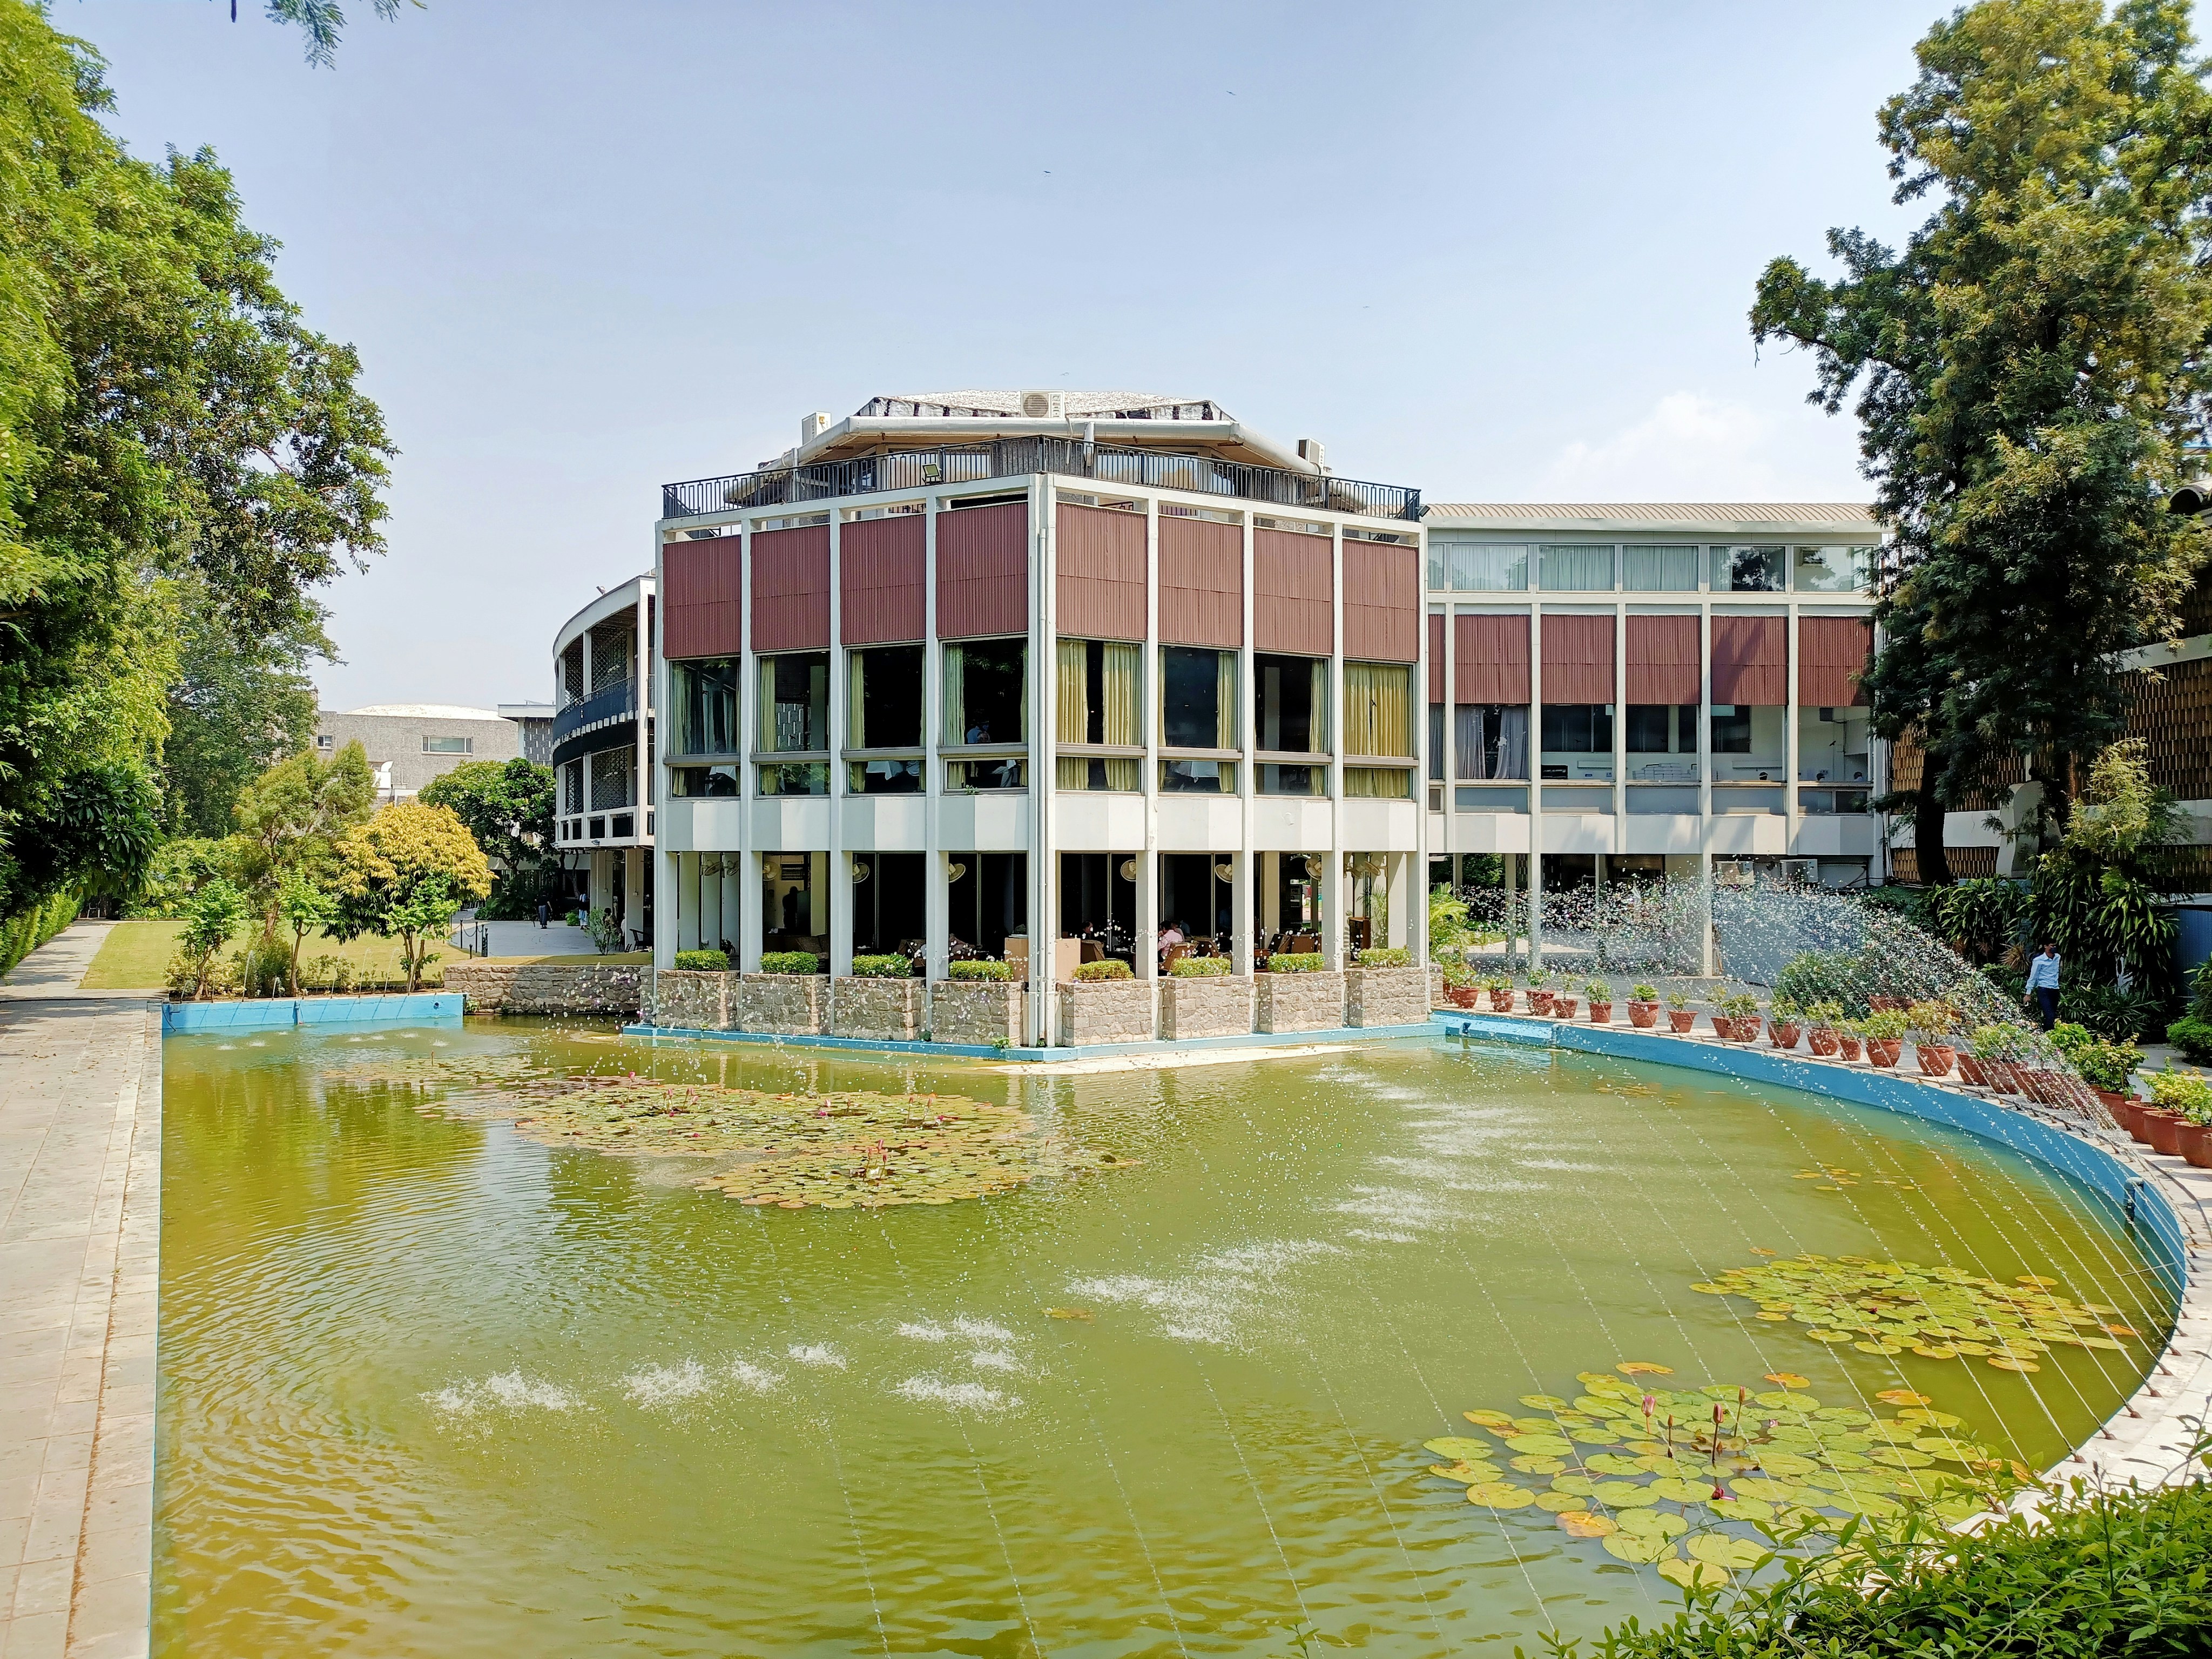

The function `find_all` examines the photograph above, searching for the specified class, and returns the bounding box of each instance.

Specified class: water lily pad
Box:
[1711,1496,1774,1522]
[1871,1447,1936,1468]
[1616,1361,1674,1376]
[1755,1452,1819,1478]
[1509,1455,1567,1474]
[1910,1345,1960,1360]
[1593,1480,1660,1507]
[1567,1426,1622,1445]
[1728,1476,1806,1502]
[1465,1481,1534,1509]
[1535,1490,1588,1512]
[1550,1473,1599,1496]
[1463,1409,1517,1431]
[1519,1394,1571,1410]
[1987,1355,2040,1372]
[1898,1408,1963,1428]
[1601,1530,1672,1563]
[1874,1389,1931,1406]
[1688,1535,1770,1571]
[1424,1437,1494,1460]
[1504,1434,1574,1455]
[1618,1507,1689,1538]
[1428,1462,1503,1484]
[1649,1475,1716,1504]
[1584,1453,1647,1476]
[1658,1555,1731,1589]
[1558,1510,1617,1539]
[1755,1390,1818,1412]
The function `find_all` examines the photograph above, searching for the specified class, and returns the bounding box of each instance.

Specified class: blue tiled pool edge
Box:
[618,1020,1445,1062]
[161,992,463,1034]
[1436,1010,2190,1303]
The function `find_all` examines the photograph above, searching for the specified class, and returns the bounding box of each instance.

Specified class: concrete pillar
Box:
[1138,498,1160,982]
[624,849,644,946]
[738,852,763,973]
[1321,853,1345,972]
[1528,599,1545,967]
[1231,852,1253,975]
[1698,599,1716,975]
[923,494,947,985]
[1031,475,1054,1044]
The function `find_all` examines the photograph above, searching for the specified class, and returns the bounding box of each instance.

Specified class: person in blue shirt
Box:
[2025,942,2061,1030]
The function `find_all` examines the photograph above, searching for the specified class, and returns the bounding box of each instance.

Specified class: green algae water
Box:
[153,1022,2176,1657]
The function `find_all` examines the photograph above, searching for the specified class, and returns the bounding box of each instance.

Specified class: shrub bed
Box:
[848,953,914,978]
[671,948,729,972]
[1267,952,1325,973]
[758,950,820,975]
[1354,946,1411,967]
[948,959,1013,982]
[1073,959,1132,982]
[1169,956,1231,977]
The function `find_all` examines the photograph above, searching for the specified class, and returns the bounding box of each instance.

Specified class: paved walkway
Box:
[1,925,160,1658]
[450,919,602,959]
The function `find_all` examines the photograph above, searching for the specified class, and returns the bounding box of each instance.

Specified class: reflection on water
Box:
[154,1021,2173,1658]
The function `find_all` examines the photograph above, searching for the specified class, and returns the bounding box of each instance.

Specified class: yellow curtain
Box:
[848,651,866,750]
[1103,643,1139,791]
[942,644,964,745]
[1344,765,1408,799]
[1311,658,1330,754]
[758,659,775,751]
[1345,663,1412,758]
[1057,639,1088,790]
[1216,650,1237,750]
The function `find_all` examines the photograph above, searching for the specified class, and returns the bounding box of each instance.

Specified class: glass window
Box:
[423,735,473,754]
[949,758,1024,791]
[561,758,584,814]
[1055,638,1141,791]
[1540,704,1614,753]
[758,761,829,797]
[849,646,922,750]
[315,734,333,750]
[671,657,740,756]
[670,764,740,797]
[1259,763,1324,796]
[1711,705,1752,753]
[1255,653,1326,753]
[758,653,830,752]
[1793,545,1873,592]
[589,746,636,810]
[849,758,922,794]
[1161,759,1235,793]
[1431,541,1528,592]
[1625,706,1671,752]
[1343,663,1412,759]
[1537,544,1615,591]
[1621,545,1700,591]
[1711,545,1785,592]
[944,639,1027,746]
[1343,766,1411,799]
[1161,646,1237,750]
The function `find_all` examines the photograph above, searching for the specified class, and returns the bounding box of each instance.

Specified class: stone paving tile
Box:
[0,967,158,1659]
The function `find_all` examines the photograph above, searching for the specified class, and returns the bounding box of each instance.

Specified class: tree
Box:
[276,871,338,996]
[229,740,374,936]
[177,878,247,1000]
[1749,0,2212,884]
[228,1,419,70]
[161,577,322,839]
[2027,738,2186,996]
[0,1,393,929]
[419,758,558,918]
[330,802,490,990]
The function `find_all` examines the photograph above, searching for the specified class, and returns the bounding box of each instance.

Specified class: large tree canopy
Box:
[0,0,393,918]
[1750,0,2212,882]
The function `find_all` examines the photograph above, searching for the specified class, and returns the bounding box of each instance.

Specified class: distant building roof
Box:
[336,704,512,722]
[497,702,556,720]
[858,390,1227,420]
[1425,502,1879,528]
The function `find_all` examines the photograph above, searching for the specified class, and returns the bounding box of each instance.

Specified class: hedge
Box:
[670,948,729,972]
[1268,953,1325,973]
[1071,959,1132,982]
[947,959,1013,981]
[1168,956,1231,977]
[848,953,914,978]
[0,886,82,977]
[757,951,820,975]
[1354,946,1412,968]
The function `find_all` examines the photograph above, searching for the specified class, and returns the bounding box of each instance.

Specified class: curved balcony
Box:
[552,679,636,747]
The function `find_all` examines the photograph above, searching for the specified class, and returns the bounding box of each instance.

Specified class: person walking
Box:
[2025,941,2061,1030]
[536,898,551,930]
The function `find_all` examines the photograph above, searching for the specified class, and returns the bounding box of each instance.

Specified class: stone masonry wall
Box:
[445,961,646,1017]
[1159,975,1252,1041]
[649,969,734,1030]
[1057,981,1156,1046]
[739,974,828,1035]
[930,981,1026,1046]
[1347,966,1433,1028]
[1256,970,1344,1034]
[833,978,924,1042]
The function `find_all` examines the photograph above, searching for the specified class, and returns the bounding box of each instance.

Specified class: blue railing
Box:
[552,678,636,746]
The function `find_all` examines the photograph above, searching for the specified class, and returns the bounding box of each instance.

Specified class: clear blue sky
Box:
[82,0,1944,712]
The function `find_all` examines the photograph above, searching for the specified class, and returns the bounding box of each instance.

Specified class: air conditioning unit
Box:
[1297,437,1327,468]
[1020,390,1063,420]
[1781,858,1820,887]
[799,412,834,443]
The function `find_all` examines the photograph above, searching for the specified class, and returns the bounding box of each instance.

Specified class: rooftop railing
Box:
[662,436,1421,523]
[551,678,638,746]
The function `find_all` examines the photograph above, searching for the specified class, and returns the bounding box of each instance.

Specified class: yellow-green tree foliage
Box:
[335,803,491,910]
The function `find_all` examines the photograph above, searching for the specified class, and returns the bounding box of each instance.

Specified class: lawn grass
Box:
[79,921,644,990]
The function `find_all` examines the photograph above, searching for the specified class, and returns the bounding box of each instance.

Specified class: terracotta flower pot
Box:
[1445,985,1482,1009]
[1808,1029,1840,1057]
[1667,1009,1696,1033]
[2146,1110,2186,1157]
[1488,988,1515,1013]
[1628,1001,1660,1028]
[2176,1120,2212,1170]
[1986,1060,2022,1096]
[1867,1038,1903,1068]
[1870,996,1907,1013]
[1955,1054,1987,1086]
[2127,1104,2160,1144]
[1765,1022,1798,1050]
[1916,1043,1956,1078]
[1838,1035,1864,1062]
[1529,991,1554,1015]
[1588,1002,1612,1024]
[1553,997,1579,1019]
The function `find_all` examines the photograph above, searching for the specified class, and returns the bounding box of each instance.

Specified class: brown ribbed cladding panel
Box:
[1252,527,1327,654]
[840,515,925,645]
[1799,615,1872,706]
[1160,515,1243,648]
[1626,615,1700,704]
[660,536,741,659]
[1541,613,1615,703]
[1711,613,1788,705]
[1055,503,1145,641]
[1343,541,1419,662]
[1428,614,1445,701]
[1454,613,1529,703]
[936,501,1030,638]
[750,525,830,651]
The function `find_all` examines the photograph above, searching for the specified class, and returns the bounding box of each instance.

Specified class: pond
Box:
[153,1022,2175,1657]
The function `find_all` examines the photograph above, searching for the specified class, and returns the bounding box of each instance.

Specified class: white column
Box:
[1411,570,1430,967]
[738,521,761,974]
[1784,599,1802,847]
[1324,521,1346,972]
[923,495,947,987]
[1234,508,1256,977]
[1698,598,1716,975]
[1138,496,1160,984]
[1528,601,1545,967]
[828,510,852,982]
[1030,475,1053,1044]
[1442,603,1457,853]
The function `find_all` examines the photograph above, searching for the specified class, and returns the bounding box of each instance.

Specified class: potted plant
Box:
[1712,990,1760,1042]
[1958,1024,2008,1088]
[1836,1016,1865,1063]
[1584,980,1614,1024]
[2141,1068,2206,1157]
[1627,983,1661,1029]
[1805,1000,1844,1057]
[1863,1008,1910,1068]
[1526,969,1554,1016]
[2051,1023,2141,1116]
[1906,1001,1958,1078]
[1766,995,1803,1051]
[1553,992,1580,1019]
[1665,988,1696,1034]
[1441,961,1482,1009]
[1487,974,1516,1014]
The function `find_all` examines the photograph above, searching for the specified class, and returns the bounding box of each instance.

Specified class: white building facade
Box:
[552,574,656,938]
